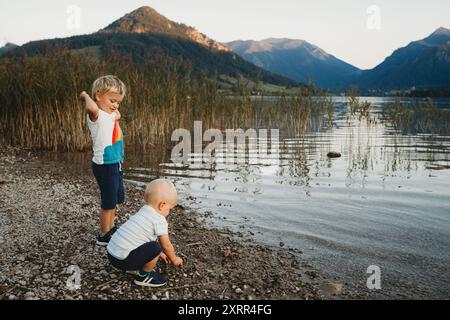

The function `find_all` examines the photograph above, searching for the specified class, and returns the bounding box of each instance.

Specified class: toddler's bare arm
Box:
[159,235,183,266]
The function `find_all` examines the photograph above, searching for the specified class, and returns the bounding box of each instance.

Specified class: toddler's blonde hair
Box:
[91,75,126,101]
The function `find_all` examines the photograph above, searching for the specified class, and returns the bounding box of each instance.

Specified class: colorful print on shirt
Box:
[87,110,124,165]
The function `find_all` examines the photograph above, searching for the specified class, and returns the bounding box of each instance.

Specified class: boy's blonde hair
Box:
[91,75,127,101]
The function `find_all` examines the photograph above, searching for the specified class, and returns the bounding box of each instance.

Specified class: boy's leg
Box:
[93,162,117,234]
[103,164,124,232]
[110,209,116,229]
[100,208,116,234]
[98,163,123,233]
[112,167,125,229]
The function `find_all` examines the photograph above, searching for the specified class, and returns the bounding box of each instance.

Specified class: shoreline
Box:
[0,146,354,300]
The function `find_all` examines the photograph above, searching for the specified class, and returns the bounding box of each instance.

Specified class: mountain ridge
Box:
[99,6,231,52]
[4,6,449,92]
[227,27,450,91]
[226,38,361,90]
[3,6,298,89]
[351,26,450,90]
[0,42,19,54]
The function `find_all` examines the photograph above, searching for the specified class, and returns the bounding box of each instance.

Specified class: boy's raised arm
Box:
[80,91,99,122]
[113,110,121,121]
[159,234,183,266]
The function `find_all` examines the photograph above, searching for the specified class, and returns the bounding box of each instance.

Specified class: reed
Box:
[0,49,336,152]
[382,96,450,135]
[346,87,373,121]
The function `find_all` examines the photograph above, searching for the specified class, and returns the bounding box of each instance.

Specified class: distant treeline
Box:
[402,87,450,98]
[343,86,450,98]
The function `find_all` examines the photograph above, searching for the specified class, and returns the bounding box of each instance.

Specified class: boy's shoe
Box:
[95,232,111,246]
[134,271,167,287]
[95,226,118,246]
[109,225,118,236]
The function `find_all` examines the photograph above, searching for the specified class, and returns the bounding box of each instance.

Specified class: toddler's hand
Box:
[172,257,183,266]
[160,252,170,264]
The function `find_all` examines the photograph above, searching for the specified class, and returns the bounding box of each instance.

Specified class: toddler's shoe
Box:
[134,270,167,287]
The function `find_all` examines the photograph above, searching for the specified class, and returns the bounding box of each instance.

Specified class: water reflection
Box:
[125,102,450,194]
[121,98,450,298]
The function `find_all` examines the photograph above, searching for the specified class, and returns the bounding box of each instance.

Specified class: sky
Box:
[1,0,449,70]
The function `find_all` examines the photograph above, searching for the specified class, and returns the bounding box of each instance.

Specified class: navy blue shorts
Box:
[92,162,125,210]
[107,242,162,271]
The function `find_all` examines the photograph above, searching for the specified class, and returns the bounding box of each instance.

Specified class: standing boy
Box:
[80,75,126,246]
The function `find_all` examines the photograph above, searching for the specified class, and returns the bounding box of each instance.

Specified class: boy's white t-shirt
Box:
[87,109,124,165]
[107,205,168,260]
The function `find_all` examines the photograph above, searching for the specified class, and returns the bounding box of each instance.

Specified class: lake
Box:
[56,96,450,299]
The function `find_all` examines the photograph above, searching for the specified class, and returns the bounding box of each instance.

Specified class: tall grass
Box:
[0,49,335,152]
[382,96,450,135]
[346,87,373,122]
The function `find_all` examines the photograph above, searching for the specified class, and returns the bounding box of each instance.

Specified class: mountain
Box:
[99,6,231,52]
[228,28,450,92]
[0,42,18,54]
[4,6,298,88]
[226,38,361,90]
[351,27,450,91]
[6,6,447,92]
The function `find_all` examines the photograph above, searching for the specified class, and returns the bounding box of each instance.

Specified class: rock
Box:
[327,152,341,158]
[319,283,343,295]
[223,249,231,257]
[8,294,17,300]
[305,270,318,278]
[235,288,243,294]
[291,260,300,268]
[279,242,285,247]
